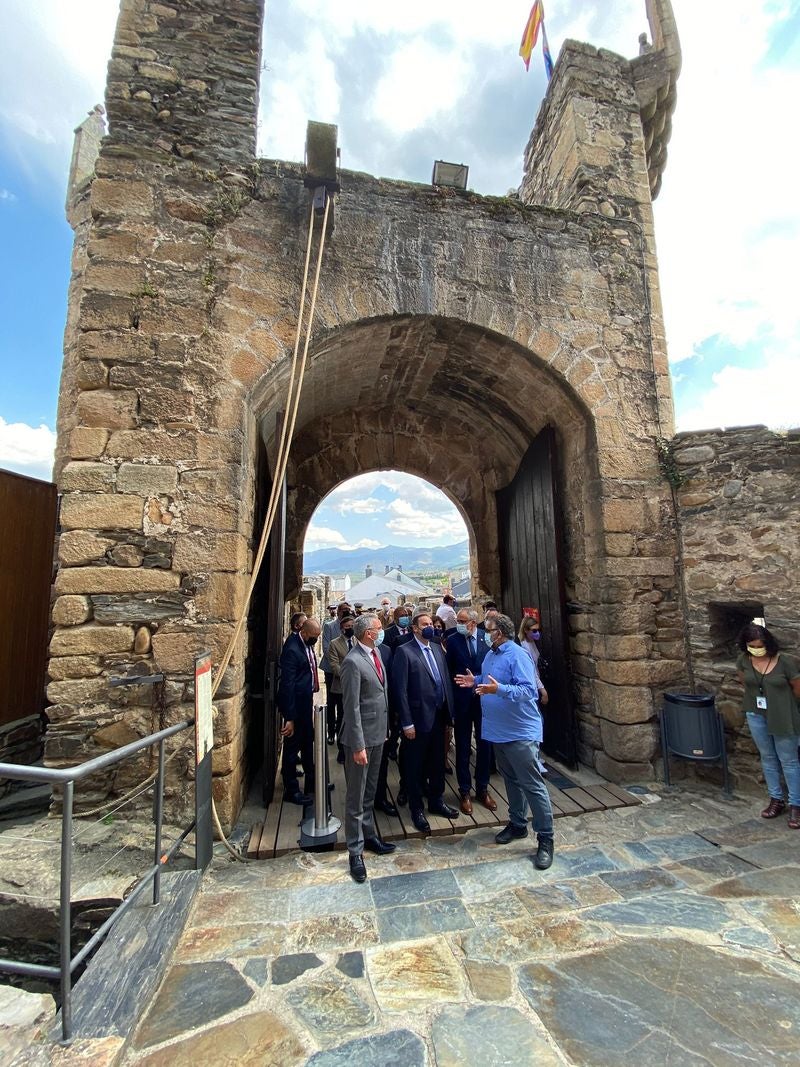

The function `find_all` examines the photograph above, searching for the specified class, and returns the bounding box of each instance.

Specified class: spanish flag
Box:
[519,1,544,71]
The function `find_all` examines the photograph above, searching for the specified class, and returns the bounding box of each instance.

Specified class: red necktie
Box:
[307,646,319,692]
[372,649,384,684]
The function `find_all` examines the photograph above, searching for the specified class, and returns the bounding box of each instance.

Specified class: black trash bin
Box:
[660,692,730,793]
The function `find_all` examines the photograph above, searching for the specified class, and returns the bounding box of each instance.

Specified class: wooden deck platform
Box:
[248,740,641,860]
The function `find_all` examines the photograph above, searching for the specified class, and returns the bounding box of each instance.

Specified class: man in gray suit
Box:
[340,613,397,882]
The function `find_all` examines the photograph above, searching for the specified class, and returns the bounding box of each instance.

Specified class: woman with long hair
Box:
[736,623,800,829]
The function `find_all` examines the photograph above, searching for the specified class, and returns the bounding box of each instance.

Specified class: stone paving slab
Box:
[115,787,800,1067]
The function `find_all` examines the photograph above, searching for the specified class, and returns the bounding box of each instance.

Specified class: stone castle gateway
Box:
[48,0,799,826]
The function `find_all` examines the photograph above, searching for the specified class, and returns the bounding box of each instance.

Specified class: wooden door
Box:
[495,426,578,767]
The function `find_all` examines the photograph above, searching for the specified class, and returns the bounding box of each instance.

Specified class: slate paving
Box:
[119,786,800,1066]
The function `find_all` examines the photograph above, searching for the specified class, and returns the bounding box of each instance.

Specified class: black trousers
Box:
[404,705,448,813]
[281,703,315,796]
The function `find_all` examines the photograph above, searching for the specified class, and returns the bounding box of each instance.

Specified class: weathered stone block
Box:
[117,462,178,495]
[68,426,110,459]
[59,531,115,566]
[604,557,675,578]
[60,461,115,493]
[593,680,654,724]
[75,359,109,389]
[593,634,652,660]
[152,624,241,672]
[594,750,653,783]
[52,595,93,626]
[48,655,104,681]
[599,719,659,762]
[76,389,138,430]
[46,677,110,705]
[60,494,143,531]
[195,572,248,621]
[50,624,135,656]
[172,533,249,574]
[55,567,181,595]
[596,659,683,686]
[91,178,154,217]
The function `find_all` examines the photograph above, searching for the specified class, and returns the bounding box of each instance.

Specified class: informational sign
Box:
[194,652,214,870]
[194,653,213,764]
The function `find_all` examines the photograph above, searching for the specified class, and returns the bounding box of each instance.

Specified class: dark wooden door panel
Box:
[496,426,578,767]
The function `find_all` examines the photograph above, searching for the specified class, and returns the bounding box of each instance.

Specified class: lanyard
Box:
[752,656,775,696]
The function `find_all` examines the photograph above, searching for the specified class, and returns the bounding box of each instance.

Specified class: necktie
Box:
[372,649,384,684]
[468,635,476,660]
[307,646,319,692]
[348,636,353,649]
[424,645,444,704]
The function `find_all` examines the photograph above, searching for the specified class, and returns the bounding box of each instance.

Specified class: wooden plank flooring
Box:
[252,737,641,859]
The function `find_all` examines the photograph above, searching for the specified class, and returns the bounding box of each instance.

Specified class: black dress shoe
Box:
[428,801,459,819]
[495,822,528,844]
[283,791,312,806]
[364,836,397,855]
[396,789,408,806]
[337,751,345,764]
[349,854,367,883]
[411,810,431,834]
[375,799,399,817]
[534,837,554,870]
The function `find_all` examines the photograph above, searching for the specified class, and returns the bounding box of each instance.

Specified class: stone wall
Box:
[675,426,800,793]
[48,0,685,825]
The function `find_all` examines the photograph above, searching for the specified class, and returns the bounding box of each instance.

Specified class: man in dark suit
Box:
[383,605,414,651]
[278,616,321,804]
[340,614,397,882]
[446,608,498,816]
[392,609,459,833]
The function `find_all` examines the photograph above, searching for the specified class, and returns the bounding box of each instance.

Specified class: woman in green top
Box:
[736,624,800,829]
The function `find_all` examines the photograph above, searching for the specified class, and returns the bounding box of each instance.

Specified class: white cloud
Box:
[385,497,466,541]
[331,496,385,515]
[0,417,56,480]
[304,524,347,549]
[352,538,383,550]
[676,351,800,432]
[0,188,16,202]
[370,38,469,135]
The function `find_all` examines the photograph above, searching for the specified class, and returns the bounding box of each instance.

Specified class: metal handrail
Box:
[0,717,199,1042]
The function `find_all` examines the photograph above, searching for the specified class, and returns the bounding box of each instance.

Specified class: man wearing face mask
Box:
[384,605,414,651]
[455,613,554,870]
[377,598,394,627]
[340,614,396,882]
[392,610,459,832]
[446,608,497,815]
[278,616,322,805]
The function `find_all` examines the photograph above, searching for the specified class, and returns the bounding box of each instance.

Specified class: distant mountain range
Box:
[304,540,469,576]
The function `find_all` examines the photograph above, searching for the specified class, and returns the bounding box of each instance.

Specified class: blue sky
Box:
[1,1,798,549]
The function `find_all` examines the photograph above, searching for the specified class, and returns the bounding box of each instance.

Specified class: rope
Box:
[73,194,333,860]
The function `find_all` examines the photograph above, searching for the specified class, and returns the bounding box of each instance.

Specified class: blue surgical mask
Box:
[398,616,410,628]
[373,629,384,647]
[456,623,469,636]
[421,625,436,640]
[484,630,494,648]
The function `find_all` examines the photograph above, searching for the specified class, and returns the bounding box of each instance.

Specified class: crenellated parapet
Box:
[633,0,681,199]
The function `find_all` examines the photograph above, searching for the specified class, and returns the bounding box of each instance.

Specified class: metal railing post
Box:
[60,780,74,1042]
[153,738,166,905]
[300,705,341,845]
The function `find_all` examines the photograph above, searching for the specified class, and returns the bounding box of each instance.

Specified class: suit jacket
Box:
[319,617,340,672]
[446,630,488,715]
[340,643,389,751]
[383,624,413,651]
[327,632,355,695]
[278,631,317,722]
[392,638,455,733]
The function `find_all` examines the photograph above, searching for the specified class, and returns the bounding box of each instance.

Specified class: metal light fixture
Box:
[432,160,469,190]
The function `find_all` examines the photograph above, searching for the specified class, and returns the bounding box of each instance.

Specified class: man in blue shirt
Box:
[456,613,554,869]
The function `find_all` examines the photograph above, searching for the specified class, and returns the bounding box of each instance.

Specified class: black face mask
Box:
[305,635,319,647]
[342,628,354,639]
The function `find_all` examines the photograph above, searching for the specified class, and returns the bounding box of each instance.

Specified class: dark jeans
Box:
[454,694,490,796]
[494,739,553,839]
[281,704,315,796]
[327,689,343,741]
[404,705,447,812]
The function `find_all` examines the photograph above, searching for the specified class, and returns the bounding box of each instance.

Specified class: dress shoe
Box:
[375,799,399,817]
[495,822,528,844]
[337,751,345,764]
[761,798,786,818]
[789,806,800,830]
[364,836,397,855]
[327,735,335,745]
[283,791,312,806]
[411,809,431,834]
[349,854,367,883]
[429,801,459,819]
[477,791,497,812]
[534,836,554,870]
[396,788,408,807]
[459,793,473,815]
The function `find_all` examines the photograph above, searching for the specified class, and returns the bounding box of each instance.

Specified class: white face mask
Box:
[747,645,767,657]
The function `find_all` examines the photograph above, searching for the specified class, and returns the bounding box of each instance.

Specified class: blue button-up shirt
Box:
[474,640,542,743]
